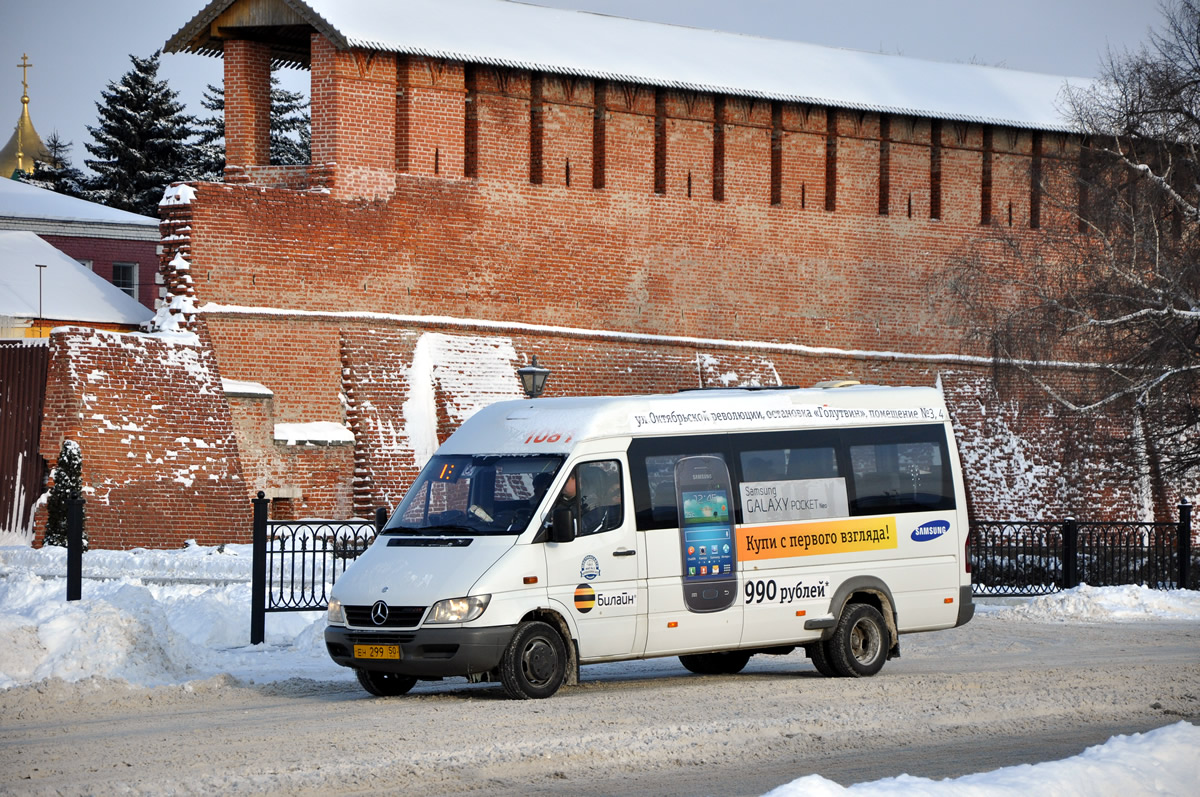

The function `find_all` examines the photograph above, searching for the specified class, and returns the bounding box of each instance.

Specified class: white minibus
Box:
[325,384,974,699]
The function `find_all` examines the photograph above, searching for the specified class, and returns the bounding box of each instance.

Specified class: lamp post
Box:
[517,355,550,398]
[35,263,47,337]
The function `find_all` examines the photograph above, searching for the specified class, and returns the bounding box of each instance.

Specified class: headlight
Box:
[426,595,491,624]
[327,597,346,625]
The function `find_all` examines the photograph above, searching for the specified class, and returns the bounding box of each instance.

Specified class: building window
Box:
[112,262,138,299]
[76,258,93,270]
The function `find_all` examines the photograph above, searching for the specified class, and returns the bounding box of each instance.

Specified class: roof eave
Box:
[164,0,348,67]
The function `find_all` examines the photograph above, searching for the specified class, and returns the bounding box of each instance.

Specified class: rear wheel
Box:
[500,621,567,699]
[679,651,752,675]
[356,668,417,697]
[805,641,838,677]
[827,603,888,678]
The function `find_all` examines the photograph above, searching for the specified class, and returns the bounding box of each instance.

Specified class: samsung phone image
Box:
[674,455,738,612]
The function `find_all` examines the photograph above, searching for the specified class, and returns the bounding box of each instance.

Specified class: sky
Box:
[0,1,1168,174]
[0,541,1197,793]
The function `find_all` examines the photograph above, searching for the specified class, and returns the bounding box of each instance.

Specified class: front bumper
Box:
[324,624,516,678]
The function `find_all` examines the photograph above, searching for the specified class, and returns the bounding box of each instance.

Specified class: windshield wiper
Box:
[384,524,478,536]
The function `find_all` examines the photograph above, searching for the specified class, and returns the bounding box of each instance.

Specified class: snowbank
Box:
[0,543,329,691]
[768,721,1199,796]
[978,583,1200,622]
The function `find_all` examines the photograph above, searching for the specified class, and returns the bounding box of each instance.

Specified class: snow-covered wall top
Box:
[170,0,1088,132]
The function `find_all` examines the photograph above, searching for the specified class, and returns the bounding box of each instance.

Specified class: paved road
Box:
[2,615,1197,796]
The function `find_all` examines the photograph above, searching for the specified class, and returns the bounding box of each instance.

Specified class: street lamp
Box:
[35,263,47,337]
[517,355,550,398]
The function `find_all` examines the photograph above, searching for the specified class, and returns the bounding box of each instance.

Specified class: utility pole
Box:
[35,262,47,336]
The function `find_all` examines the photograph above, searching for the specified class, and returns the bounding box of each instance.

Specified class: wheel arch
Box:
[811,576,899,655]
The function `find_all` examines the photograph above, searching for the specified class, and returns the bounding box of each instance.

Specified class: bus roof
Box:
[437,385,948,456]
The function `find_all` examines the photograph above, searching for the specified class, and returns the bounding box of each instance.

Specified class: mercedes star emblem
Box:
[370,600,389,625]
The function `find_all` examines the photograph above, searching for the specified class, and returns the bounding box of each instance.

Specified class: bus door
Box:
[543,459,643,659]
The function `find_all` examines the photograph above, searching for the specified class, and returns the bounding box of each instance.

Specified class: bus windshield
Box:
[384,454,564,536]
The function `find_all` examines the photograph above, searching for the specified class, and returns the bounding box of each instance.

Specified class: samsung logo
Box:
[911,520,950,542]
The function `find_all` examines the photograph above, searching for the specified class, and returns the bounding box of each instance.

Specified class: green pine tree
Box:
[44,439,87,551]
[20,131,89,198]
[84,51,196,216]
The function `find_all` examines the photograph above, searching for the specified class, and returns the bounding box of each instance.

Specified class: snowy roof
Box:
[167,0,1088,132]
[0,177,159,240]
[0,230,154,325]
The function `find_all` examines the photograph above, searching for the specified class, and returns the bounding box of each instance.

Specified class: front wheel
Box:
[500,621,568,699]
[356,668,417,697]
[827,603,889,678]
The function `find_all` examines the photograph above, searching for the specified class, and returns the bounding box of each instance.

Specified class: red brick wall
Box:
[46,40,1170,544]
[227,391,354,520]
[37,327,248,548]
[38,234,158,310]
[160,50,1173,524]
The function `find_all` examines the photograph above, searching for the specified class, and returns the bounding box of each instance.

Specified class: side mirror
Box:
[550,507,576,543]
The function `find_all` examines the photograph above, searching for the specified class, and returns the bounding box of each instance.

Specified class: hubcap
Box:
[523,639,555,684]
[850,618,881,664]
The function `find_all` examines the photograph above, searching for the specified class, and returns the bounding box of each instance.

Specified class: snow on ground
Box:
[767,722,1199,796]
[0,542,332,690]
[1,542,1197,796]
[975,583,1200,622]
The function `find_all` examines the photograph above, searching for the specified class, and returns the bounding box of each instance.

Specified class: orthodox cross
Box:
[17,53,32,98]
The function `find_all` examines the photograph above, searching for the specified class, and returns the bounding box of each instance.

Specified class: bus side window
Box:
[786,447,839,480]
[629,438,729,530]
[577,460,624,536]
[742,447,839,482]
[846,426,954,513]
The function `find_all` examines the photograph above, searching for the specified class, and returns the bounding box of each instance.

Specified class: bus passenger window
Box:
[639,451,723,529]
[849,434,953,513]
[741,447,838,482]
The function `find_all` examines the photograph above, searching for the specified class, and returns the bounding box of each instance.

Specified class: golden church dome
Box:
[0,54,51,178]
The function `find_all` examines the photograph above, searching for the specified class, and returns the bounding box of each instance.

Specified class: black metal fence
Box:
[970,501,1194,596]
[250,492,384,644]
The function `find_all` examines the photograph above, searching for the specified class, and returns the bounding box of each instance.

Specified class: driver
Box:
[555,472,578,509]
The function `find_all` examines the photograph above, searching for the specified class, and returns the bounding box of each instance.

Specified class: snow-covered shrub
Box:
[44,440,87,551]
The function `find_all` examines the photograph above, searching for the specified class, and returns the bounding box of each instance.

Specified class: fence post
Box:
[251,491,269,645]
[374,505,388,536]
[1062,517,1078,590]
[1180,499,1192,590]
[66,496,85,602]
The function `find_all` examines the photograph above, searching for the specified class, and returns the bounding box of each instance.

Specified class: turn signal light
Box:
[523,576,538,584]
[667,621,678,628]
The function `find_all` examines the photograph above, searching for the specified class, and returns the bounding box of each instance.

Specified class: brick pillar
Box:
[224,39,272,168]
[310,33,398,198]
[395,55,466,178]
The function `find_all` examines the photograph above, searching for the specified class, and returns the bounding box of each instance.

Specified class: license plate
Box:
[354,644,400,660]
